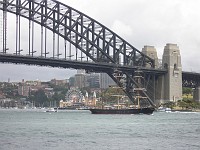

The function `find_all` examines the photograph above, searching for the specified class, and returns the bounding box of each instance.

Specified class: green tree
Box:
[48,84,68,106]
[30,89,48,107]
[51,92,65,101]
[0,82,19,99]
[183,87,192,98]
[163,101,176,109]
[177,100,187,109]
[177,98,200,110]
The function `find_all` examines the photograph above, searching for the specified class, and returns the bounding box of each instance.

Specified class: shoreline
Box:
[171,109,200,112]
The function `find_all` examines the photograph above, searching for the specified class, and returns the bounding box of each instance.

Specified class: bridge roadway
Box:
[1,54,200,86]
[0,53,166,75]
[1,53,200,89]
[182,71,200,88]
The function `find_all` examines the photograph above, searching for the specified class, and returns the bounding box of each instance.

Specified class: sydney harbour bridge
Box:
[0,0,200,106]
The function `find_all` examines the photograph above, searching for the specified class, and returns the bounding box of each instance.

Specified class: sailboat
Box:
[90,70,155,115]
[90,96,154,115]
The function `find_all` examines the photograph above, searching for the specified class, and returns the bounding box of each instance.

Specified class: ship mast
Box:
[112,68,155,108]
[133,69,149,108]
[111,94,124,109]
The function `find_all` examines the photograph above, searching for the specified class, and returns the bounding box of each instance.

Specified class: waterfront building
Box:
[74,74,86,88]
[100,73,116,89]
[50,79,67,86]
[59,99,71,108]
[86,73,100,88]
[18,79,52,97]
[25,80,41,86]
[0,91,5,99]
[71,70,116,89]
[74,70,101,89]
[18,85,30,97]
[18,79,30,97]
[69,77,75,87]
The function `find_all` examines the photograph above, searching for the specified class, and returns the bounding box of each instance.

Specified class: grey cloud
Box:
[1,0,200,81]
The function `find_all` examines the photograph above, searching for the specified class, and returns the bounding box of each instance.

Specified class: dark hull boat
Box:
[90,107,155,115]
[90,70,156,115]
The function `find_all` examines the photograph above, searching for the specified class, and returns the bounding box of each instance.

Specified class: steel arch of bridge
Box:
[0,0,161,106]
[0,0,155,66]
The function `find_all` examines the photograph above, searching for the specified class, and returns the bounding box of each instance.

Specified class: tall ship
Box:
[90,107,155,115]
[90,69,155,115]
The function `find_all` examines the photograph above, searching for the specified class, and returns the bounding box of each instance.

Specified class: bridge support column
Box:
[155,75,165,105]
[193,87,200,102]
[161,44,182,103]
[142,46,159,103]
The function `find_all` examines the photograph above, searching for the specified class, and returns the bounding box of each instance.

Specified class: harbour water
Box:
[0,109,200,150]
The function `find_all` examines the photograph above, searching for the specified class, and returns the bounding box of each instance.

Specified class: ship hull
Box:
[90,107,155,115]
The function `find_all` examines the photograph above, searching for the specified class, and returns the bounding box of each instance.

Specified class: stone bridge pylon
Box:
[143,43,182,104]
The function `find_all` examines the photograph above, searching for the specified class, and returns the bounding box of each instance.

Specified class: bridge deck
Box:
[0,54,166,75]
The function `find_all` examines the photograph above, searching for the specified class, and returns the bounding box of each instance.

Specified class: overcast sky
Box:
[0,0,200,82]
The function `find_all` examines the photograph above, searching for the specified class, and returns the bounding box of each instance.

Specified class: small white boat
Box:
[157,107,171,113]
[165,108,171,113]
[158,107,166,112]
[45,108,57,112]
